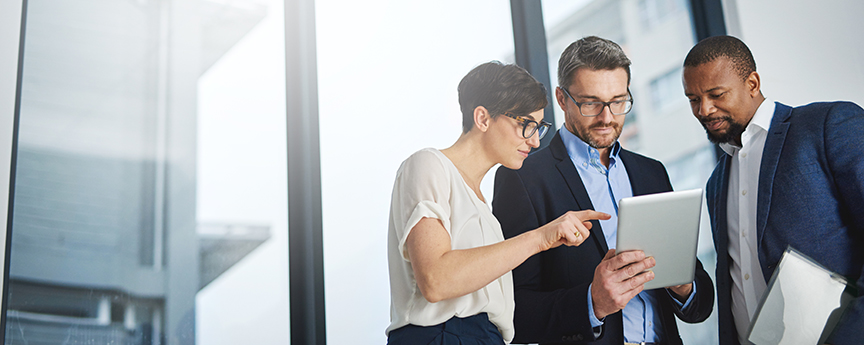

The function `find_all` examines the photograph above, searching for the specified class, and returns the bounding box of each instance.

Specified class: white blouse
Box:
[386,148,515,343]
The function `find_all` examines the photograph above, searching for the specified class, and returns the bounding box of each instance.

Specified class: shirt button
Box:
[742,232,746,237]
[582,162,587,167]
[742,190,747,196]
[742,152,748,158]
[745,273,750,280]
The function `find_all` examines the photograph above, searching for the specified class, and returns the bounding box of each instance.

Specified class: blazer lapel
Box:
[711,154,732,261]
[757,102,791,248]
[620,150,652,197]
[549,131,609,253]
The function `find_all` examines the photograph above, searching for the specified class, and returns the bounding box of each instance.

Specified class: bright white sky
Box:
[195,0,289,343]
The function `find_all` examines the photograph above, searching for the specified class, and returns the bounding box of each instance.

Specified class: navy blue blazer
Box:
[493,130,714,345]
[706,101,864,345]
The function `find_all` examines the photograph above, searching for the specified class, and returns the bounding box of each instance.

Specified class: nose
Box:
[527,130,541,148]
[698,99,714,117]
[596,103,615,123]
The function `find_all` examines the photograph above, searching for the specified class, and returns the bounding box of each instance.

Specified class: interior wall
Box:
[721,0,864,107]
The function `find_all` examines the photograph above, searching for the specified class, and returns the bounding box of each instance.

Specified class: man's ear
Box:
[555,87,568,111]
[474,106,491,132]
[747,71,761,98]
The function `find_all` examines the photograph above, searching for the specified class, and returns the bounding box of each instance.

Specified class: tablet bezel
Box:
[615,188,703,290]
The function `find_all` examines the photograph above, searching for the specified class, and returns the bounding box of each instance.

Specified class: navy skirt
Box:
[387,313,505,345]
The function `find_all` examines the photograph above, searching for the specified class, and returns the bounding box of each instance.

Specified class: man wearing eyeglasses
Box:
[492,36,714,345]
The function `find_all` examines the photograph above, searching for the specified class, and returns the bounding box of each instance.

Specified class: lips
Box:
[700,117,728,131]
[517,149,530,158]
[589,122,620,137]
[592,127,615,134]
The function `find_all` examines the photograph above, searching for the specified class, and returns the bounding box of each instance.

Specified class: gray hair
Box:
[557,36,631,90]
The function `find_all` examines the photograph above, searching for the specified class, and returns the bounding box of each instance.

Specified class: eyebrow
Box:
[574,92,630,101]
[686,86,726,97]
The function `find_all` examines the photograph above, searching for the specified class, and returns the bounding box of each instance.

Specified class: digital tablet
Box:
[615,188,703,290]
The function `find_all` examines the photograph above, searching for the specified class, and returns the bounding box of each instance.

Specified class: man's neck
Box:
[598,147,612,168]
[733,96,768,146]
[564,123,615,168]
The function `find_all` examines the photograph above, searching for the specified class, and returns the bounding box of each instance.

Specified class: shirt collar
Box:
[559,127,621,164]
[720,98,775,156]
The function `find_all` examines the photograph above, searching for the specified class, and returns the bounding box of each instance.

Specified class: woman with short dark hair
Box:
[386,61,609,344]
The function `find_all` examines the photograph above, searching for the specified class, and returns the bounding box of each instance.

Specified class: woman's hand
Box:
[535,210,610,252]
[405,210,608,303]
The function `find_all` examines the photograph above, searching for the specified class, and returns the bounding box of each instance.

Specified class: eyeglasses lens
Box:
[537,125,548,139]
[525,122,537,136]
[580,100,632,116]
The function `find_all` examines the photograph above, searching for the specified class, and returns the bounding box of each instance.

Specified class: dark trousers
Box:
[387,313,505,345]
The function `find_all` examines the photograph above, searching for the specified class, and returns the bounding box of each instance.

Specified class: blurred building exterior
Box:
[4,0,268,344]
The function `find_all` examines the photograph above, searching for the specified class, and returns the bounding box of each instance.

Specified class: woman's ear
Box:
[474,106,491,132]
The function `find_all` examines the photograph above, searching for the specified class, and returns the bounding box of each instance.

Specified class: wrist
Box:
[531,228,548,253]
[669,283,693,300]
[589,285,610,319]
[515,229,546,255]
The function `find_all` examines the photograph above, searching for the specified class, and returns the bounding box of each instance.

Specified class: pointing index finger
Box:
[573,210,611,221]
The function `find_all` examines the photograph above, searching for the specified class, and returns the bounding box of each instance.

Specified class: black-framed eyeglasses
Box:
[559,87,634,117]
[501,112,552,139]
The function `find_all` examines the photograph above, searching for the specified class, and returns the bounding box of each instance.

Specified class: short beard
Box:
[569,121,622,149]
[701,116,746,144]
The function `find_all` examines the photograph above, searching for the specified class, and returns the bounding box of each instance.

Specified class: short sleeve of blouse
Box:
[391,149,453,261]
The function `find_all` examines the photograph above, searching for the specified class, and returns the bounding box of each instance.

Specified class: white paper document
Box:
[747,247,852,345]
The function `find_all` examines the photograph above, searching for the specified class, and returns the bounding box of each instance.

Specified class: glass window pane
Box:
[542,0,717,343]
[5,0,288,344]
[195,0,289,343]
[315,0,514,343]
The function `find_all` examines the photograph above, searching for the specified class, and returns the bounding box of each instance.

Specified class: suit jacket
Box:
[493,130,714,344]
[706,101,864,345]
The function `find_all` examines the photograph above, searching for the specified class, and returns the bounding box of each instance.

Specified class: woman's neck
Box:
[440,133,495,199]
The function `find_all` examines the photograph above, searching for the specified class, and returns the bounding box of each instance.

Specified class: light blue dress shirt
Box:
[559,128,696,343]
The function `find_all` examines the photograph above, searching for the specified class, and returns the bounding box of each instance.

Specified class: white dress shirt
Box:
[719,99,775,344]
[386,148,515,342]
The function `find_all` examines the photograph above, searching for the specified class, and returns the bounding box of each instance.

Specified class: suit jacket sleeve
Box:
[823,101,864,344]
[493,166,600,344]
[665,258,714,324]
